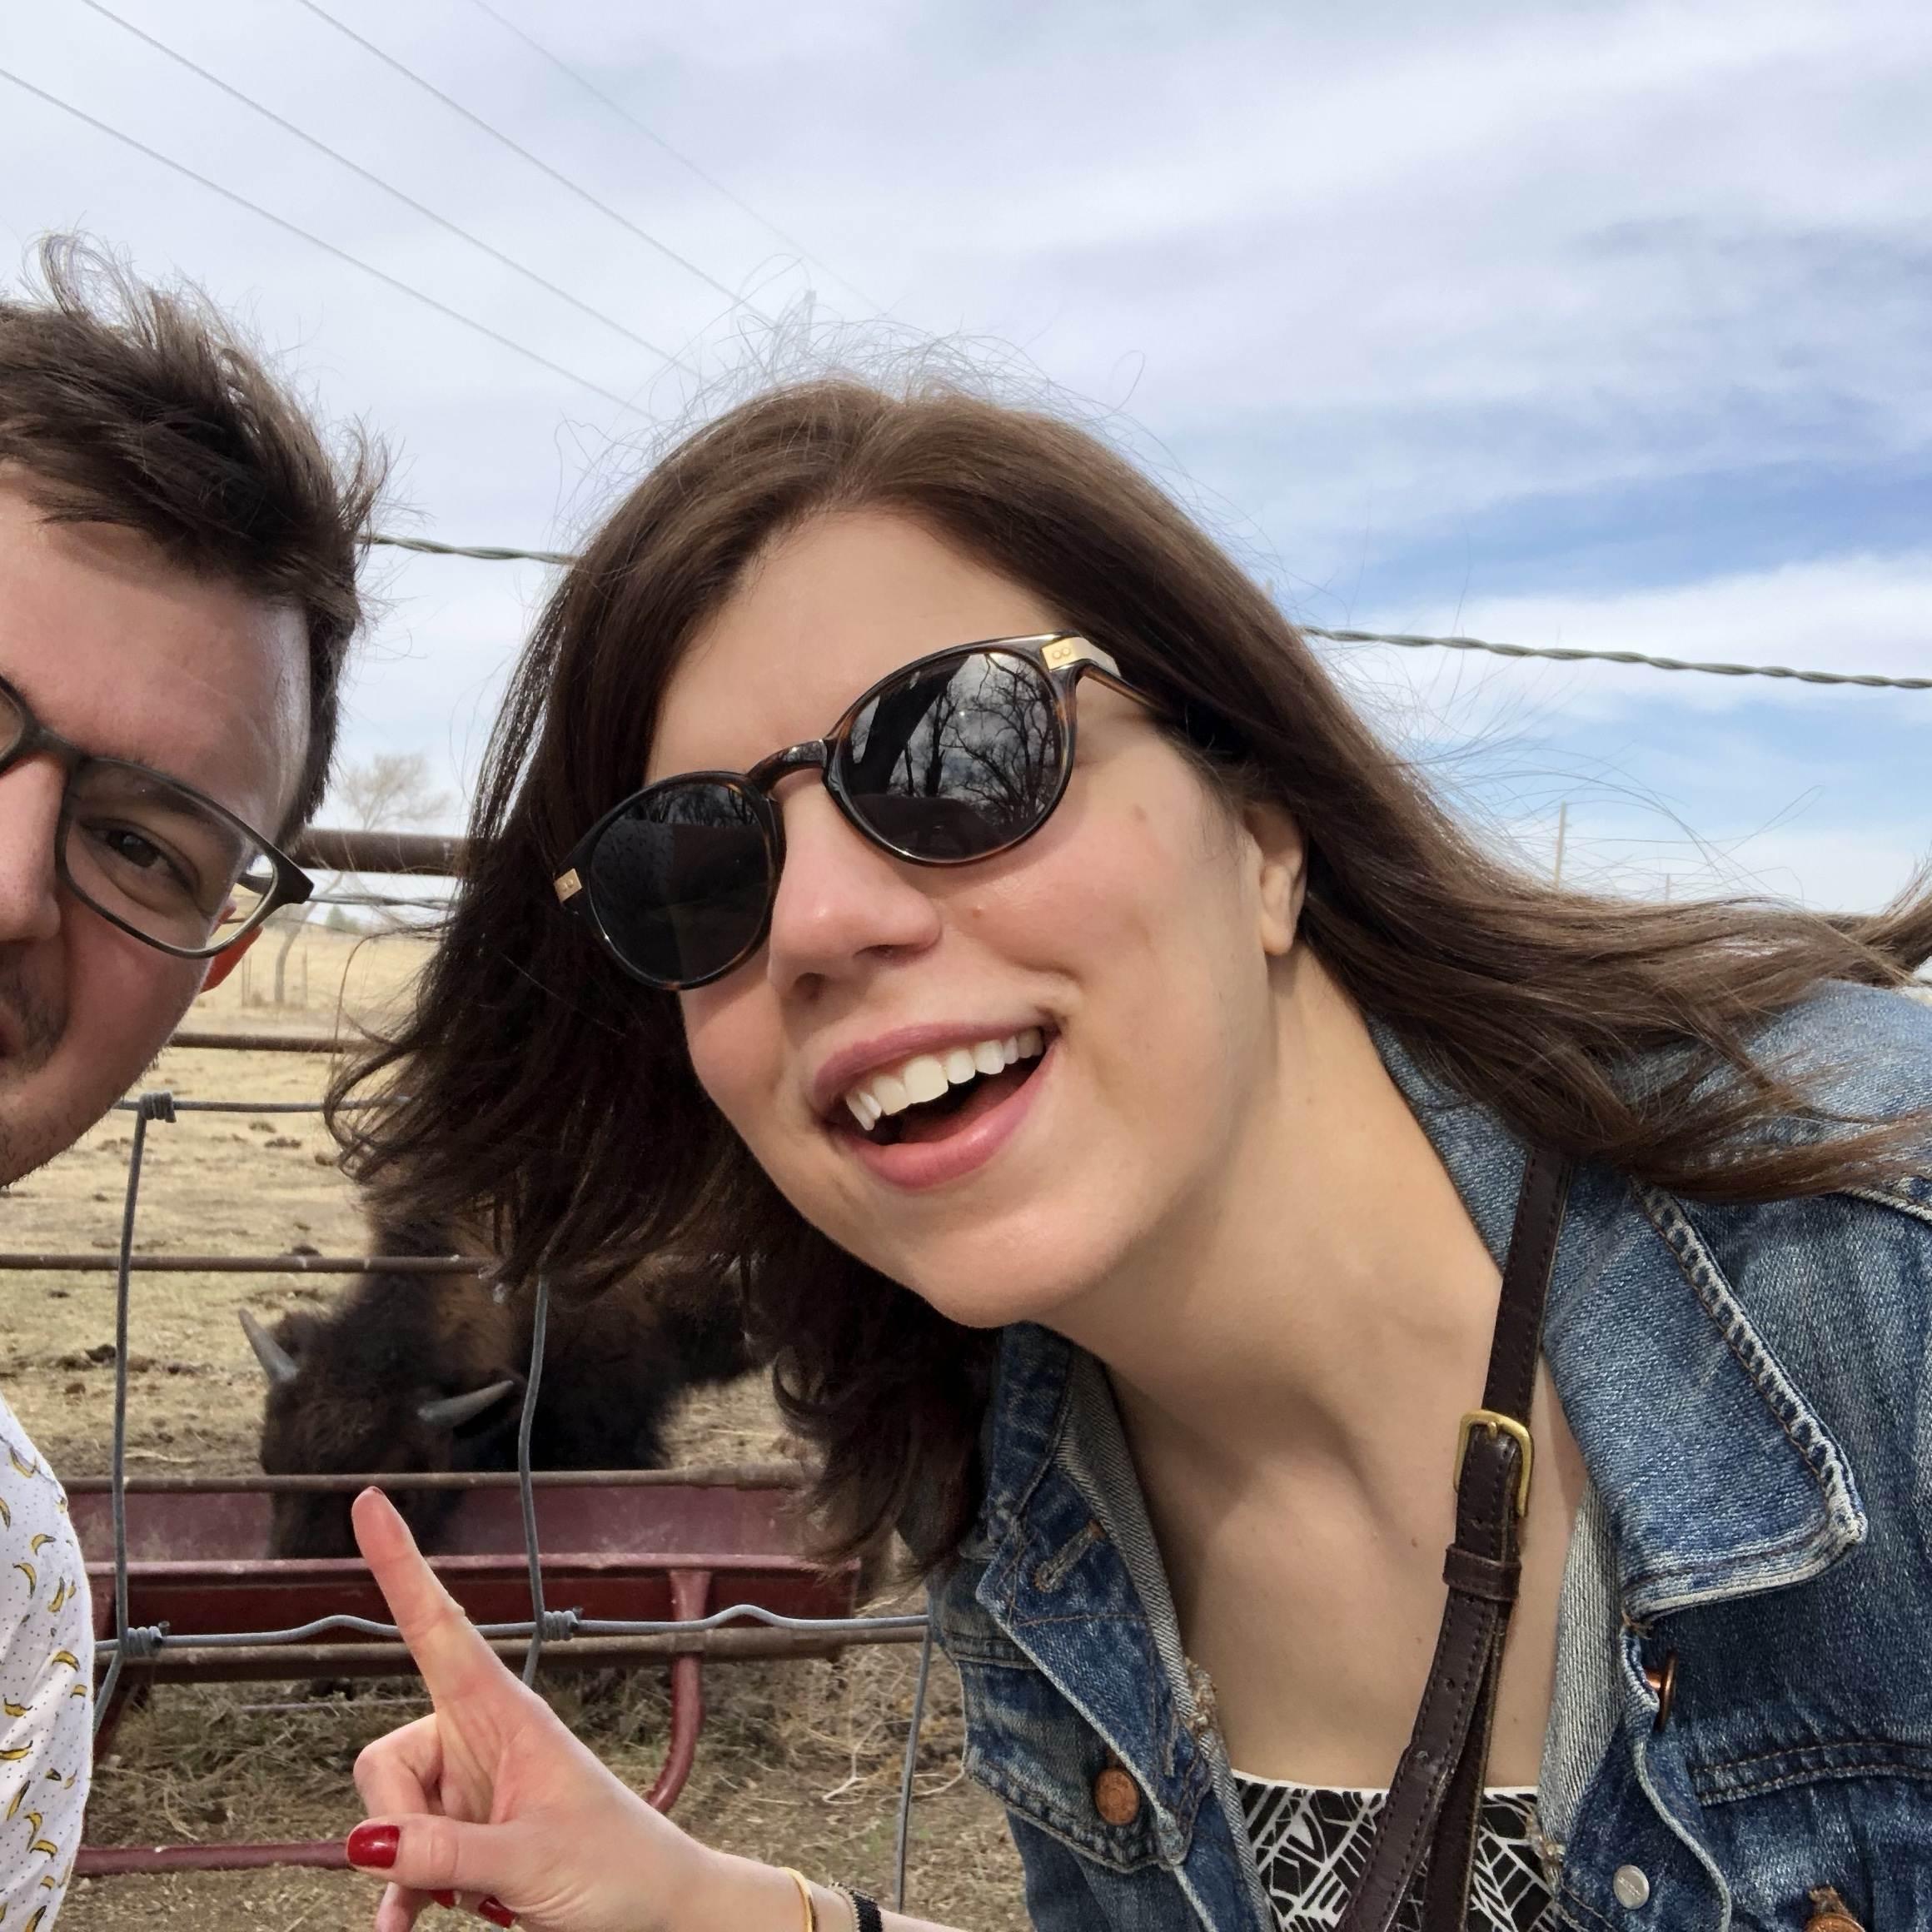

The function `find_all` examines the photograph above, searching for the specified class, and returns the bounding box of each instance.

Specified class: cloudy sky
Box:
[4,0,1930,908]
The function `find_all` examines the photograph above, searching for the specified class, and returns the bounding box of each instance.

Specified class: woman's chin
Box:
[889,1240,1110,1335]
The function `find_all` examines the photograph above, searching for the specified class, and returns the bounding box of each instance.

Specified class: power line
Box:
[289,0,774,326]
[463,0,882,314]
[365,533,1932,691]
[78,0,698,380]
[0,67,654,419]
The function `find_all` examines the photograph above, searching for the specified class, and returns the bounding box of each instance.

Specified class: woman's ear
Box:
[1241,800,1306,956]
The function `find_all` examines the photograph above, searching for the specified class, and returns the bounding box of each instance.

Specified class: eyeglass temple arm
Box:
[1043,636,1168,718]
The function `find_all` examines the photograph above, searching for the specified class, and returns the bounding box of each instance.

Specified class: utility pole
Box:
[1552,802,1569,888]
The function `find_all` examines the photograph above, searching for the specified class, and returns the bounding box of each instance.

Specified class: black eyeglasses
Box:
[554,633,1163,989]
[0,671,312,959]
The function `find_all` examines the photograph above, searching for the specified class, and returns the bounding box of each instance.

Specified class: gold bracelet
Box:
[780,1867,818,1932]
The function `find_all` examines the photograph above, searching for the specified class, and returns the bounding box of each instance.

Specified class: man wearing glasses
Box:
[0,237,381,1925]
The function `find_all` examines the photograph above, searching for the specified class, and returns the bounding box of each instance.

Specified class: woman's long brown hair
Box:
[329,378,1932,1567]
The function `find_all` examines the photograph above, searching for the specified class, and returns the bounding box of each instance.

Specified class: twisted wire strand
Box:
[364,535,1932,691]
[94,1606,930,1656]
[517,1272,551,1687]
[1299,624,1932,691]
[894,1611,937,1910]
[96,1091,175,1735]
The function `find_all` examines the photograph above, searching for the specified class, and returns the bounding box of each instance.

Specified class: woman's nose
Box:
[762,783,943,993]
[0,758,67,945]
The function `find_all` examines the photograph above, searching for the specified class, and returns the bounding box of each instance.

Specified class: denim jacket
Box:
[928,983,1932,1931]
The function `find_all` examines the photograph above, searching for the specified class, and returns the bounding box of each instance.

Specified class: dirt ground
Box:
[0,924,1029,1931]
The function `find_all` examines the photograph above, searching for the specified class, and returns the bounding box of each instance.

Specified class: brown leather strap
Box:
[1335,1148,1573,1932]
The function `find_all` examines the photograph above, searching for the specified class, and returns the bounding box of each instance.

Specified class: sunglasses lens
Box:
[585,780,773,986]
[837,649,1064,859]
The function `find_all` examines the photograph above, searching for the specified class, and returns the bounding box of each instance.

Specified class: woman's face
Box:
[656,510,1302,1332]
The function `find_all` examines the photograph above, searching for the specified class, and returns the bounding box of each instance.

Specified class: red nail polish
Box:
[432,1892,456,1910]
[477,1899,516,1928]
[345,1821,400,1869]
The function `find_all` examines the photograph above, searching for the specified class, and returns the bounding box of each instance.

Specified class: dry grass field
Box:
[0,922,1028,1931]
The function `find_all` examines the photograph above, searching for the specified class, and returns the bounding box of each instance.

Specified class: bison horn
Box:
[238,1309,299,1387]
[416,1379,520,1430]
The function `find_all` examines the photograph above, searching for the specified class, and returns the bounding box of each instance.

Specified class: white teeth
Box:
[839,1028,1049,1130]
[902,1056,949,1104]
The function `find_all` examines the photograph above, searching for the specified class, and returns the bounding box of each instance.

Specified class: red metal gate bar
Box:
[646,1570,710,1811]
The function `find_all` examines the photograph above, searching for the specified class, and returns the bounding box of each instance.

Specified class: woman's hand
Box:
[343,1486,792,1931]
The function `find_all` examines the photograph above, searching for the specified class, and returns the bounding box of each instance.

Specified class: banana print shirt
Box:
[0,1397,90,1930]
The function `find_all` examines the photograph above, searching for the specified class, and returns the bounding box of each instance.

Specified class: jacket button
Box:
[1612,1865,1651,1909]
[1093,1765,1140,1825]
[1805,1886,1866,1932]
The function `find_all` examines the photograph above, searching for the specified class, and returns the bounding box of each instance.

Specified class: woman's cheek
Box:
[677,985,771,1138]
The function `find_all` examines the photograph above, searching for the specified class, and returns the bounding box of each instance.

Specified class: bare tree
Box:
[334,751,452,838]
[269,752,452,1003]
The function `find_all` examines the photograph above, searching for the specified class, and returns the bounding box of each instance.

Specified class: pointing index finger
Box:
[352,1487,517,1705]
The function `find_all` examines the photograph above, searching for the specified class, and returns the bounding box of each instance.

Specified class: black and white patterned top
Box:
[1234,1774,1555,1932]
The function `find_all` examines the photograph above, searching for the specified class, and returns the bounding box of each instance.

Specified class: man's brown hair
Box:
[0,235,385,830]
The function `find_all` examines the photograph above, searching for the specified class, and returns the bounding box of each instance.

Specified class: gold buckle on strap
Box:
[1455,1410,1534,1517]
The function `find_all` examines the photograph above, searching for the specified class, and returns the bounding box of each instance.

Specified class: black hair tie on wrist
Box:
[836,1886,884,1932]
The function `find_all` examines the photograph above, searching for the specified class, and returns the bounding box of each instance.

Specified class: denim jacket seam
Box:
[1845,1179,1932,1231]
[1694,1734,1932,1773]
[1631,1181,1856,1525]
[1555,1880,1624,1932]
[1691,1759,1932,1804]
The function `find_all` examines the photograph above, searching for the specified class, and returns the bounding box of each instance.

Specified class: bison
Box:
[241,1217,757,1557]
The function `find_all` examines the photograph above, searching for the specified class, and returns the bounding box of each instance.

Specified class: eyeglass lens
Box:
[0,685,276,954]
[585,648,1066,987]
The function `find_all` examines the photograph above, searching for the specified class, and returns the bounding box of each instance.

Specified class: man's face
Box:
[0,479,308,1182]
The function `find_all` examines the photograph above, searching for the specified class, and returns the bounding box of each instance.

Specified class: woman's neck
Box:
[1051,949,1506,1499]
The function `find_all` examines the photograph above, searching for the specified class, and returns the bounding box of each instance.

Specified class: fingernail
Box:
[477,1899,516,1928]
[346,1821,400,1869]
[432,1892,456,1910]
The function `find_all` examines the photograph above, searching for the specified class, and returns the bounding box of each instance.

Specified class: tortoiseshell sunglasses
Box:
[554,633,1162,989]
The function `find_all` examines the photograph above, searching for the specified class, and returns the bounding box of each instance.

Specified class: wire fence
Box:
[41,1041,938,1906]
[364,530,1932,694]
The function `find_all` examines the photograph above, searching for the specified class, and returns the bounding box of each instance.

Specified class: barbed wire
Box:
[365,533,1932,691]
[1298,625,1932,691]
[371,532,575,565]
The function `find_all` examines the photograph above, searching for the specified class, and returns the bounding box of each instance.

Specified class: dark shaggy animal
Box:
[242,1219,757,1557]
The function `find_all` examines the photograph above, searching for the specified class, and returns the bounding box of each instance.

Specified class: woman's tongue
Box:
[892,1063,1028,1144]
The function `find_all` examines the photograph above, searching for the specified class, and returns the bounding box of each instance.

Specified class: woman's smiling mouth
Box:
[841,1026,1046,1138]
[829,1028,1057,1188]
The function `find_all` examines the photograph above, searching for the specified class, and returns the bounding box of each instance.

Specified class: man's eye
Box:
[102,827,165,870]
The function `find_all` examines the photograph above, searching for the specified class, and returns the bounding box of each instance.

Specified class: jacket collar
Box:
[977,1024,1865,1635]
[1372,1023,1865,1620]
